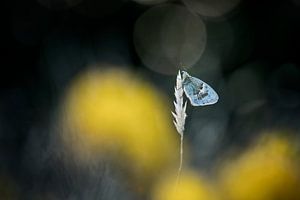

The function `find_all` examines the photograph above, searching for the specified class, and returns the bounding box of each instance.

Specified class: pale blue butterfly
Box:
[182,71,219,106]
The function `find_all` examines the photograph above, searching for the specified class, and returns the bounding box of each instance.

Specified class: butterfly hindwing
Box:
[182,71,219,106]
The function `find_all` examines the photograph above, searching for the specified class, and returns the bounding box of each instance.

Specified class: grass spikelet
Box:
[172,70,187,136]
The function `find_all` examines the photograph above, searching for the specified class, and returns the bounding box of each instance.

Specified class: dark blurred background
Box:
[1,0,300,199]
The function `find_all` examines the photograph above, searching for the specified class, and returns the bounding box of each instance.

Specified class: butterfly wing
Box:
[183,75,219,106]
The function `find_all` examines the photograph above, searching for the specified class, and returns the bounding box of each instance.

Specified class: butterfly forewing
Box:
[182,71,219,106]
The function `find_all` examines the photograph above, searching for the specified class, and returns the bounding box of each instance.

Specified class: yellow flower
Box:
[152,170,219,200]
[218,133,300,200]
[61,67,177,181]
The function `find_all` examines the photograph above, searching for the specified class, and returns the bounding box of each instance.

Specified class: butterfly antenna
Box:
[182,64,188,71]
[179,62,182,68]
[178,62,188,75]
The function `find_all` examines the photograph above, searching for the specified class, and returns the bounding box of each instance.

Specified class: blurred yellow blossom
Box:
[61,67,177,181]
[218,132,300,200]
[152,170,219,200]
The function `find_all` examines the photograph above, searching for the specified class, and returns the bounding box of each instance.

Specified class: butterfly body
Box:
[182,71,219,106]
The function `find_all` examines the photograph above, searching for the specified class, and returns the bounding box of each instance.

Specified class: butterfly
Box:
[181,71,219,106]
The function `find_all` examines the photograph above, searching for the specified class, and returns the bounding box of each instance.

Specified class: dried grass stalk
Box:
[172,70,187,186]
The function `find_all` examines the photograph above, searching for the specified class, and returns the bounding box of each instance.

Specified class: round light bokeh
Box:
[182,0,241,18]
[134,4,207,75]
[37,0,82,10]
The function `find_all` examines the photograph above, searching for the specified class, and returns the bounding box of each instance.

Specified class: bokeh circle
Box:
[182,0,241,18]
[134,4,207,74]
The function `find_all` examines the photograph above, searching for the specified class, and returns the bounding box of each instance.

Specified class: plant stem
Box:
[176,134,184,186]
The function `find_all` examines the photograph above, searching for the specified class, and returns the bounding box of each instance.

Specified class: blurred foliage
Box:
[218,132,300,200]
[62,67,177,183]
[152,170,219,200]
